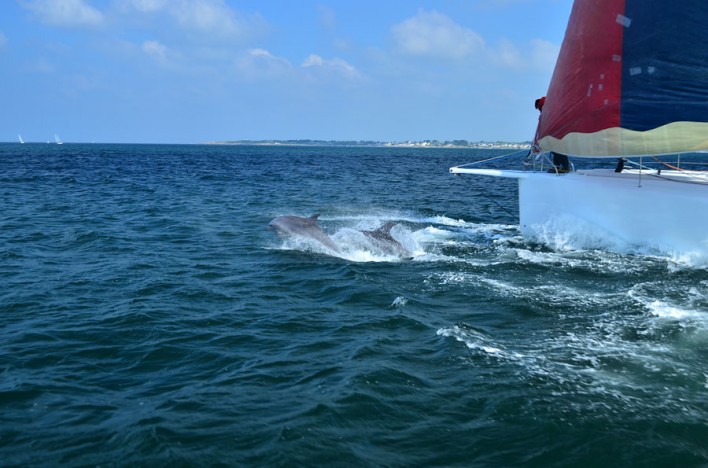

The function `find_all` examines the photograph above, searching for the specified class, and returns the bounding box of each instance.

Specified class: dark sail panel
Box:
[620,2,708,131]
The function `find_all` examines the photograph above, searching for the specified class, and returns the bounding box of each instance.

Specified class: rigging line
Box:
[452,149,526,219]
[651,156,708,184]
[652,156,684,171]
[649,156,708,172]
[458,176,517,219]
[452,149,529,169]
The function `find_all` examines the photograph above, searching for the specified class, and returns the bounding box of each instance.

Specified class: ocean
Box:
[1,143,706,466]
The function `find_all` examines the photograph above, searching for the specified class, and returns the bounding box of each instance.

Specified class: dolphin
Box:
[267,214,340,252]
[360,221,410,257]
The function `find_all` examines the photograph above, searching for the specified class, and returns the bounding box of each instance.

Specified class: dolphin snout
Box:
[266,221,286,238]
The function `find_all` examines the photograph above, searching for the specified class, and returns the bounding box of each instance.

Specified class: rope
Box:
[650,156,708,184]
[451,149,527,219]
[457,174,517,218]
[652,156,683,171]
[452,149,530,170]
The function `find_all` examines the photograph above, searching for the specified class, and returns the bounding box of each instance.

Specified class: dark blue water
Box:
[1,143,707,466]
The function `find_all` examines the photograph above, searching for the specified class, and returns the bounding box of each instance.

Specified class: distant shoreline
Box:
[2,140,531,149]
[206,139,531,150]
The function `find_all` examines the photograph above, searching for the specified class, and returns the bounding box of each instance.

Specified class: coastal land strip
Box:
[207,139,531,150]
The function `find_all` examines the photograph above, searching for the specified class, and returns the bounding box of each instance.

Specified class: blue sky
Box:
[1,0,572,144]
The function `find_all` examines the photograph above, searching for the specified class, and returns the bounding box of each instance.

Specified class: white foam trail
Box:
[438,311,707,412]
[390,296,407,308]
[419,215,472,227]
[629,283,708,323]
[528,215,708,268]
[413,226,457,244]
[330,226,424,262]
[321,211,512,233]
[530,215,633,253]
[276,236,341,257]
[647,300,696,319]
[437,325,521,359]
[271,210,708,269]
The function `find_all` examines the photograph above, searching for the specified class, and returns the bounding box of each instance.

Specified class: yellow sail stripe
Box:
[538,121,708,157]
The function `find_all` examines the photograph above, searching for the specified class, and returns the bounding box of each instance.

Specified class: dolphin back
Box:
[303,214,321,226]
[372,221,396,237]
[361,222,409,257]
[267,214,340,253]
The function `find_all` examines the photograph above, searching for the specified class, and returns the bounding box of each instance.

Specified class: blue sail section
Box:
[621,1,708,131]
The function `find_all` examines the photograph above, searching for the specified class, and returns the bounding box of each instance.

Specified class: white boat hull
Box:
[451,167,708,262]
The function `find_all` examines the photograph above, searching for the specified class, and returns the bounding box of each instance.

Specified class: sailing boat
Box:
[18,134,24,144]
[451,0,708,262]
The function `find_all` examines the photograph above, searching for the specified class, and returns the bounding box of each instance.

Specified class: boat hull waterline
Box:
[450,167,708,262]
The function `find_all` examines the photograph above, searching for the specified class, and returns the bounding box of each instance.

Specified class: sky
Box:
[1,0,572,144]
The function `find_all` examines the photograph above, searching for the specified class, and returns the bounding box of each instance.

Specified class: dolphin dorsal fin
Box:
[373,221,396,235]
[310,214,321,220]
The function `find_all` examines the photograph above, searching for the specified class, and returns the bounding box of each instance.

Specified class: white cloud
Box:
[27,57,55,74]
[530,38,560,71]
[318,5,337,30]
[301,55,324,67]
[392,10,484,60]
[142,40,167,61]
[120,0,268,41]
[248,48,289,65]
[234,48,293,81]
[122,0,168,13]
[301,54,362,80]
[492,38,523,68]
[233,49,363,85]
[172,1,240,36]
[478,0,532,7]
[21,0,104,27]
[490,37,560,71]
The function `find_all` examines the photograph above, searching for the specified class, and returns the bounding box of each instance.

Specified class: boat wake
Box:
[436,276,708,422]
[264,207,708,436]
